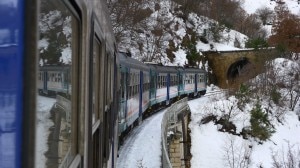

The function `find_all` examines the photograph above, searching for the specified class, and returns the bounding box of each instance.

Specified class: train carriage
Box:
[118,52,150,134]
[182,68,207,97]
[147,64,179,106]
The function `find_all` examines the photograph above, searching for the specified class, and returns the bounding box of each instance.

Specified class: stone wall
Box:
[203,49,279,88]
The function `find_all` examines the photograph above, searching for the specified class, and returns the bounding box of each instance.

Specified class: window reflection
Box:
[36,1,76,167]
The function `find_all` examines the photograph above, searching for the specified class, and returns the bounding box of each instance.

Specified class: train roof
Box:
[39,65,71,71]
[183,67,206,73]
[118,52,149,71]
[146,63,178,73]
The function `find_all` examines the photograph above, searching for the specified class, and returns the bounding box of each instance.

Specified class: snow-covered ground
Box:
[35,96,56,168]
[188,92,300,168]
[117,110,165,168]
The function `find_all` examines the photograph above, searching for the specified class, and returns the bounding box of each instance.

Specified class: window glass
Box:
[92,38,101,124]
[36,1,77,167]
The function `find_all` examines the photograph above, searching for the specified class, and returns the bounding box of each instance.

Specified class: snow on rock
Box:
[170,49,187,66]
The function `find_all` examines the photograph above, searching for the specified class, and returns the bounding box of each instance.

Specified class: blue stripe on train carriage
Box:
[0,0,25,167]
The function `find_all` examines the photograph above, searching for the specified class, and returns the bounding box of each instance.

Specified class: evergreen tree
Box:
[250,102,275,141]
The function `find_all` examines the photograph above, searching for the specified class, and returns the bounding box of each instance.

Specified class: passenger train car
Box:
[117,52,207,142]
[0,0,206,168]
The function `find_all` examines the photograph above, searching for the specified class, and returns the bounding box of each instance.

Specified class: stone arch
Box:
[227,57,251,80]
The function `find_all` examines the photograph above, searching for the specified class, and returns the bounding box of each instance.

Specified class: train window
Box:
[110,57,114,102]
[158,76,161,88]
[92,38,101,124]
[121,73,125,99]
[128,86,131,98]
[36,1,78,167]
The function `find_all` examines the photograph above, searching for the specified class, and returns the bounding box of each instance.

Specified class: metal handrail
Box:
[161,98,188,168]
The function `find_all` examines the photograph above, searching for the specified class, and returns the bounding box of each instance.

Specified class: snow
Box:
[197,41,244,52]
[189,94,300,168]
[35,96,56,168]
[117,110,165,168]
[243,0,300,15]
[172,49,187,66]
[188,56,300,168]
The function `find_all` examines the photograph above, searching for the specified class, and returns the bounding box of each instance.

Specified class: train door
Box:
[178,70,184,95]
[91,34,105,168]
[139,71,143,121]
[118,67,127,133]
[149,68,156,105]
[166,73,170,105]
[194,73,197,96]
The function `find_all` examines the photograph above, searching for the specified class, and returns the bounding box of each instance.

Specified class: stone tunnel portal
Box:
[227,57,251,80]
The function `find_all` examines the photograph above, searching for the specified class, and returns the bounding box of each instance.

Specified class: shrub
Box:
[199,36,209,44]
[236,84,251,110]
[270,87,281,105]
[250,102,275,141]
[245,37,268,49]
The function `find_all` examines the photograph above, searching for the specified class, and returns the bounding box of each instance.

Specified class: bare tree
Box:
[223,136,252,168]
[271,142,300,168]
[108,0,152,46]
[256,7,274,25]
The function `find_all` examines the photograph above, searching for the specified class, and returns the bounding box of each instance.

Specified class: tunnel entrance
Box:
[227,57,252,80]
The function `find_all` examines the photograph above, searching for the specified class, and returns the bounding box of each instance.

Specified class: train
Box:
[117,52,206,140]
[0,0,206,168]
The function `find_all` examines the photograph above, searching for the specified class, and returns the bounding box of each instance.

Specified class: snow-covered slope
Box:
[113,0,249,66]
[189,58,300,168]
[243,0,300,15]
